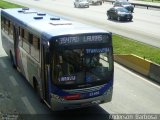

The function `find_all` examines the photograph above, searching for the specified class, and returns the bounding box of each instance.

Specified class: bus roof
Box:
[1,8,110,39]
[1,8,109,40]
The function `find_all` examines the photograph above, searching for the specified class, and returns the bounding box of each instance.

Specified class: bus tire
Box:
[33,77,39,94]
[33,78,44,103]
[10,51,16,69]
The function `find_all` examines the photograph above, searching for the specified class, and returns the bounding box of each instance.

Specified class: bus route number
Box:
[89,91,100,97]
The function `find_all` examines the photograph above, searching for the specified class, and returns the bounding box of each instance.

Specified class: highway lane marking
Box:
[21,96,36,114]
[0,60,7,69]
[9,76,18,86]
[115,62,160,89]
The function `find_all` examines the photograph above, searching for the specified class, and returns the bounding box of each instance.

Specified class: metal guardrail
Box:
[104,0,160,10]
[132,3,160,10]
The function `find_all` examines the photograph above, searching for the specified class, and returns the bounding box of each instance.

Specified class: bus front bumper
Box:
[50,87,113,111]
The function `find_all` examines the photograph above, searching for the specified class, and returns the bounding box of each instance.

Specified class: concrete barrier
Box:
[149,63,160,83]
[114,54,160,84]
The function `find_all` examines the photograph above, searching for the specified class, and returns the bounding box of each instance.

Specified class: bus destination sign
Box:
[58,34,109,45]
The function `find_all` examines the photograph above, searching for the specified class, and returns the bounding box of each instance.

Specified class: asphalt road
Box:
[3,0,160,48]
[1,39,160,119]
[1,2,160,120]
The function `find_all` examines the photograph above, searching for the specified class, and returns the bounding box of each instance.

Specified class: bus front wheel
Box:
[33,78,39,94]
[33,78,44,103]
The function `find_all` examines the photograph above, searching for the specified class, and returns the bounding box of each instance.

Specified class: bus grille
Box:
[63,85,105,94]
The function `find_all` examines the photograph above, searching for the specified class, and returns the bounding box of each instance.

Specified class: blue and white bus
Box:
[1,8,114,111]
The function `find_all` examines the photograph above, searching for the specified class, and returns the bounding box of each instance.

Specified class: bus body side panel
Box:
[1,10,42,98]
[18,39,42,96]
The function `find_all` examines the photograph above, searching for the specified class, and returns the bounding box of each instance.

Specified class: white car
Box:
[74,0,89,8]
[88,0,103,5]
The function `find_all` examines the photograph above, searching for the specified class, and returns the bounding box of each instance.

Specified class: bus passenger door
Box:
[41,45,50,104]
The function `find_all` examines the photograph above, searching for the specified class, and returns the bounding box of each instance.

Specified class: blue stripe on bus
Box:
[81,80,113,98]
[49,79,113,98]
[50,85,70,96]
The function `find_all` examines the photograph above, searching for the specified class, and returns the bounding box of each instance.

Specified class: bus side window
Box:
[30,35,40,62]
[1,16,5,30]
[8,21,13,39]
[4,18,9,33]
[33,36,40,49]
[19,27,22,47]
[20,28,24,38]
[19,27,24,47]
[22,29,30,53]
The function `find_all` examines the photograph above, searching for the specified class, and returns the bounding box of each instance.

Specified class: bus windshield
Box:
[52,46,113,88]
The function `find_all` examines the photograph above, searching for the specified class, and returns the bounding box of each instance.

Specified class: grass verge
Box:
[113,35,160,64]
[0,0,24,9]
[139,0,160,3]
